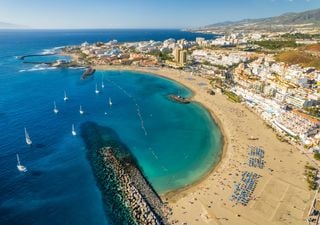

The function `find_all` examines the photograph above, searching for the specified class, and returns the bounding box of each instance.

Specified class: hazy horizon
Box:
[0,0,320,29]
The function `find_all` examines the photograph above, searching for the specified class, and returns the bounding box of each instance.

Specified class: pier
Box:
[168,94,191,104]
[17,53,56,60]
[81,67,96,80]
[17,53,80,69]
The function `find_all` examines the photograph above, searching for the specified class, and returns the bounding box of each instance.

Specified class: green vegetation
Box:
[202,60,212,66]
[292,135,300,141]
[314,153,320,161]
[128,47,139,53]
[305,165,317,171]
[202,60,228,70]
[281,33,320,40]
[212,64,227,70]
[253,40,298,50]
[276,134,287,143]
[95,42,105,47]
[209,77,223,88]
[149,51,173,61]
[304,107,320,119]
[223,90,242,103]
[304,164,318,190]
[78,52,88,60]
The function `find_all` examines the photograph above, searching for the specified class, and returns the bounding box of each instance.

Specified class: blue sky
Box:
[0,0,319,28]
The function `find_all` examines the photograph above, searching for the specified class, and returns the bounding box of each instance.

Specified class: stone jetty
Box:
[168,94,191,104]
[81,67,96,80]
[93,146,169,225]
[17,53,56,60]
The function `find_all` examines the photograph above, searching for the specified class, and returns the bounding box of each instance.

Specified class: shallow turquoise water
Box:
[92,70,223,193]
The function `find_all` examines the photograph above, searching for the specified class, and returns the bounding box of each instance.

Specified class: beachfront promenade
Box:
[93,65,316,225]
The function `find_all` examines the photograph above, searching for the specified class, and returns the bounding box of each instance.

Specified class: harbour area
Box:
[17,53,80,68]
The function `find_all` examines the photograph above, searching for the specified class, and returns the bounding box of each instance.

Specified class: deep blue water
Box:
[0,30,222,225]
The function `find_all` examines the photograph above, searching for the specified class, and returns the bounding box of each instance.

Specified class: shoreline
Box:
[93,65,315,225]
[93,65,229,198]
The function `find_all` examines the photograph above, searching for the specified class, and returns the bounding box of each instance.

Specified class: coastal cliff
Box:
[80,122,169,225]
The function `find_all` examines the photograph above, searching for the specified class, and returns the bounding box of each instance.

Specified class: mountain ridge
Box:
[200,8,320,32]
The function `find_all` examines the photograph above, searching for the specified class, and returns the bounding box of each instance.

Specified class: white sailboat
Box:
[79,105,84,115]
[101,78,105,89]
[24,127,32,145]
[16,154,27,172]
[109,97,112,107]
[53,101,59,114]
[95,83,100,94]
[63,90,69,101]
[72,124,77,136]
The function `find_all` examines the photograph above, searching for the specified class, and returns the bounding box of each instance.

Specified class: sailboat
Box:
[95,83,100,94]
[109,97,112,107]
[53,101,59,114]
[72,124,77,136]
[63,91,69,101]
[24,127,32,145]
[101,78,105,89]
[16,154,27,172]
[79,105,84,115]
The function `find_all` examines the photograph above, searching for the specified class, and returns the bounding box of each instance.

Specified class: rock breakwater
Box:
[80,122,169,225]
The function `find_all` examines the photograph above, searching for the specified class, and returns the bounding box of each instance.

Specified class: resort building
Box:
[179,50,187,65]
[196,37,205,46]
[273,109,320,141]
[173,48,187,66]
[285,95,315,108]
[174,48,181,63]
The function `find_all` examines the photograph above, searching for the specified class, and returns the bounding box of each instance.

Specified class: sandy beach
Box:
[94,65,316,225]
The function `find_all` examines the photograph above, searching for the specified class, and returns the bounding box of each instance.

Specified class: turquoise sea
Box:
[0,30,222,225]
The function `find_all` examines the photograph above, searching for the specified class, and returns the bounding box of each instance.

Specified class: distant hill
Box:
[199,8,320,33]
[0,21,26,29]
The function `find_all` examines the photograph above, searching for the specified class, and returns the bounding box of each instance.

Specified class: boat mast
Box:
[16,154,21,166]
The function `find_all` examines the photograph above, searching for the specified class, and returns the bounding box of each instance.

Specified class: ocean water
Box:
[0,30,222,225]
